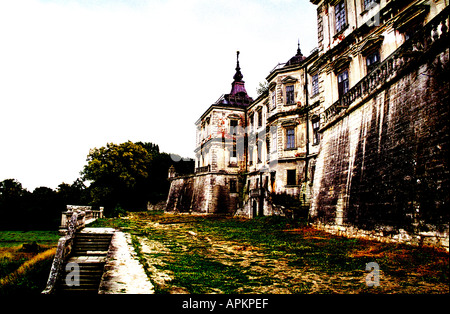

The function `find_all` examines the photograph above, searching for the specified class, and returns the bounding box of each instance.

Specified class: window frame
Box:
[230,138,237,158]
[286,169,297,186]
[257,108,263,128]
[256,140,262,163]
[271,90,276,110]
[312,117,320,146]
[366,50,380,73]
[229,119,238,136]
[248,113,254,132]
[285,85,295,105]
[229,179,237,193]
[311,73,319,97]
[335,1,347,34]
[337,69,349,98]
[271,131,277,153]
[286,127,296,150]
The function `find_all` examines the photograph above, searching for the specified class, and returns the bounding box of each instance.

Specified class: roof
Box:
[215,51,253,107]
[285,42,306,66]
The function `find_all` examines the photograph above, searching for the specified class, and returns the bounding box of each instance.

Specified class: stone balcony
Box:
[323,6,449,126]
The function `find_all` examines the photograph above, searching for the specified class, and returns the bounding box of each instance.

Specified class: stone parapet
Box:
[313,222,449,252]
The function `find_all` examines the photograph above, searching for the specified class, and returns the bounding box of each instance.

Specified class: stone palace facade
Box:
[166,0,449,249]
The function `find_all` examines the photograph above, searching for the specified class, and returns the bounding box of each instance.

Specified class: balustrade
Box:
[323,7,449,123]
[59,205,104,235]
[195,164,211,174]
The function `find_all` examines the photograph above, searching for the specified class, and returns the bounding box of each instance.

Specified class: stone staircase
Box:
[56,231,113,294]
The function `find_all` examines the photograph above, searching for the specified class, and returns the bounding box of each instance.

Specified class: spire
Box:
[233,50,244,82]
[286,40,306,66]
[223,50,252,106]
[297,39,302,56]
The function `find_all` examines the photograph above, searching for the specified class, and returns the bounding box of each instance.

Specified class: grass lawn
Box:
[0,230,59,294]
[90,211,449,294]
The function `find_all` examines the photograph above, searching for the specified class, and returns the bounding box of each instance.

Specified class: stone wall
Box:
[310,48,449,249]
[165,173,240,214]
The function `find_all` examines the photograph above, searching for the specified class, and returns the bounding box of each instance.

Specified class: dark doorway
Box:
[252,200,257,218]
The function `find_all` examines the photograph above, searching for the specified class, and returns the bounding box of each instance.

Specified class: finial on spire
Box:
[297,39,302,55]
[233,50,243,82]
[236,51,241,70]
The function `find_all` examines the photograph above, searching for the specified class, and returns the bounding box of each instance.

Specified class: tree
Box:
[256,80,269,96]
[81,141,153,214]
[26,186,60,229]
[80,140,194,216]
[0,179,30,229]
[57,179,90,206]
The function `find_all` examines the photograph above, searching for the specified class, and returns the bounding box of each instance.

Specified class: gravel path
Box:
[99,230,154,294]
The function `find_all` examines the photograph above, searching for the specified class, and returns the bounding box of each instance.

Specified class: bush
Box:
[270,192,309,220]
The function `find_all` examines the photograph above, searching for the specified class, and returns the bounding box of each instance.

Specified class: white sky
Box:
[0,0,317,191]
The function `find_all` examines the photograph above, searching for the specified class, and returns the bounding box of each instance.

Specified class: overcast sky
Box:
[0,0,317,191]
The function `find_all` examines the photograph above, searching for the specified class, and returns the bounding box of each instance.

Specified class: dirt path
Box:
[99,230,154,294]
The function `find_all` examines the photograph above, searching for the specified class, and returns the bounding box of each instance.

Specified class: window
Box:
[271,91,276,109]
[286,85,295,104]
[229,179,237,193]
[310,165,316,184]
[229,119,238,135]
[248,146,253,165]
[257,108,263,127]
[366,50,380,73]
[230,138,237,158]
[312,117,320,145]
[205,119,210,136]
[257,140,262,163]
[337,69,349,98]
[271,131,277,153]
[312,74,319,96]
[286,127,296,149]
[335,1,347,33]
[287,169,297,186]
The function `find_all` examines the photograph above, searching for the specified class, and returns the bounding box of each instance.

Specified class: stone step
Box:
[74,242,111,247]
[62,264,105,274]
[74,240,112,244]
[58,262,106,294]
[75,234,112,241]
[65,263,104,269]
[72,250,109,256]
[60,276,103,283]
[76,234,113,238]
[73,249,109,253]
[67,256,107,263]
[55,230,113,294]
[74,242,111,246]
[73,245,111,250]
[74,239,111,243]
[74,241,111,246]
[58,288,100,294]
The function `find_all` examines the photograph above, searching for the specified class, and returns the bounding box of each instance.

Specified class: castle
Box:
[166,0,449,249]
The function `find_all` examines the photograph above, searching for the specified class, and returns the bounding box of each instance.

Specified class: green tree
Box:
[81,141,153,214]
[256,80,269,96]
